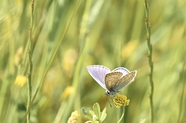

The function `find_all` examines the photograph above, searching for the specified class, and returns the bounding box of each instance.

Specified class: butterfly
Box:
[87,65,137,95]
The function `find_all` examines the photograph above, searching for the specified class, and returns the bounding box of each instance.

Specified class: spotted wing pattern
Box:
[113,70,137,91]
[105,72,123,91]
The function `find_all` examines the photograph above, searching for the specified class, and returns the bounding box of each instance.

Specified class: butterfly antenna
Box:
[108,95,114,108]
[108,99,112,107]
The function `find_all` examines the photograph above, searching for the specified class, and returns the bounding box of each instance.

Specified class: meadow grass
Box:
[0,0,185,123]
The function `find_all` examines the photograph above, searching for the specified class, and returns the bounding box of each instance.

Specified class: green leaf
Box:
[85,121,93,123]
[93,102,101,119]
[100,108,107,122]
[92,121,100,123]
[82,107,95,120]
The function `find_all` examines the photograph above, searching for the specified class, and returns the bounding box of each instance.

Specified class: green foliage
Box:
[82,103,107,123]
[0,0,185,123]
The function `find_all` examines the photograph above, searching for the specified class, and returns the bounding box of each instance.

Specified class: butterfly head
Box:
[105,89,119,96]
[105,90,110,96]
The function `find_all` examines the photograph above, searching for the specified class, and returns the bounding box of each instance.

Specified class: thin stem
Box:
[117,107,125,123]
[27,0,34,123]
[144,0,154,123]
[21,0,82,122]
[177,60,186,123]
[61,1,90,122]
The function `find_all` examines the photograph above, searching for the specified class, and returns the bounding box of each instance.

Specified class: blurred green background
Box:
[0,0,185,123]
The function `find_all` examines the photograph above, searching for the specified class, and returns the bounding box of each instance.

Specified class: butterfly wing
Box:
[114,70,137,91]
[87,65,110,89]
[112,67,130,76]
[105,72,123,91]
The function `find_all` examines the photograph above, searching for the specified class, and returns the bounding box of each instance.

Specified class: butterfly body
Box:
[87,65,137,95]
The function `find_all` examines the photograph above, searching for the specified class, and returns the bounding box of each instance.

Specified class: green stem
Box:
[144,0,154,123]
[177,61,186,123]
[27,0,34,123]
[21,0,82,122]
[61,1,90,122]
[117,107,125,123]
